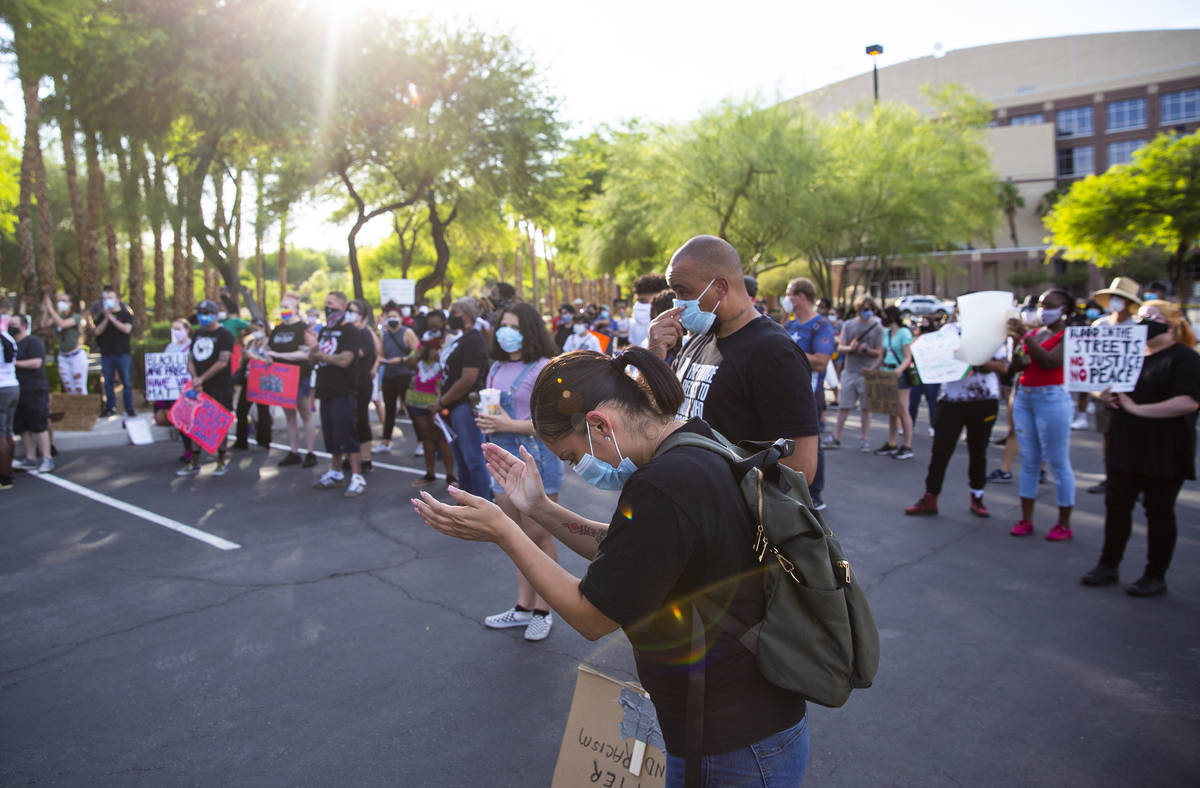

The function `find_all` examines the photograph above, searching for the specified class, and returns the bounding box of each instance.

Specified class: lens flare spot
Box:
[562,389,571,398]
[671,606,683,621]
[556,377,562,384]
[620,503,633,520]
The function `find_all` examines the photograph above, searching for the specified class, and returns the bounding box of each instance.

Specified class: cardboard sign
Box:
[551,666,667,788]
[168,385,235,455]
[144,352,191,401]
[1066,324,1147,392]
[379,278,416,307]
[49,393,102,432]
[246,359,300,408]
[910,328,971,384]
[864,369,901,416]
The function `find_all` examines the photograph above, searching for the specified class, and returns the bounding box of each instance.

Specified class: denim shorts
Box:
[0,386,18,439]
[297,376,312,399]
[487,432,564,496]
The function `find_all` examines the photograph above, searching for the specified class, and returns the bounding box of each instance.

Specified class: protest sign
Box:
[379,278,415,306]
[246,359,300,408]
[168,385,235,455]
[144,352,191,401]
[910,328,971,384]
[1065,324,1147,392]
[551,665,667,788]
[124,417,155,446]
[48,393,102,432]
[230,343,243,379]
[864,369,901,416]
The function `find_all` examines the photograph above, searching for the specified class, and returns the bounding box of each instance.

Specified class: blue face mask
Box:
[573,423,637,491]
[197,312,216,327]
[496,326,523,353]
[673,279,719,335]
[1085,307,1101,320]
[861,310,874,321]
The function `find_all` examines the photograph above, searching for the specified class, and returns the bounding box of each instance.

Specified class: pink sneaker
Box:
[1010,519,1034,537]
[1045,523,1073,542]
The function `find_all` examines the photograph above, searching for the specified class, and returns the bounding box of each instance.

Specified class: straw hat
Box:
[1091,277,1142,309]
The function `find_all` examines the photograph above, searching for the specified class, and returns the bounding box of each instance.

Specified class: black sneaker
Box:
[811,494,827,511]
[873,442,898,456]
[893,446,914,460]
[1125,575,1167,597]
[230,442,250,451]
[278,452,302,467]
[361,460,373,473]
[987,469,1013,484]
[125,409,137,417]
[1080,565,1119,586]
[302,452,318,468]
[1087,480,1107,494]
[1039,469,1048,485]
[101,408,116,417]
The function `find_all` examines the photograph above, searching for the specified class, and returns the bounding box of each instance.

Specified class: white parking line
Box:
[268,443,441,478]
[34,473,242,551]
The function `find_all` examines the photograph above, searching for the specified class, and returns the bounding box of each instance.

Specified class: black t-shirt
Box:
[673,316,818,444]
[440,330,487,409]
[1108,343,1200,480]
[315,320,365,398]
[381,328,414,379]
[94,305,134,356]
[356,327,377,388]
[268,321,311,380]
[190,326,236,392]
[16,335,49,392]
[580,419,806,756]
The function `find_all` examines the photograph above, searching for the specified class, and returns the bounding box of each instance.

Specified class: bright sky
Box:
[3,0,1198,253]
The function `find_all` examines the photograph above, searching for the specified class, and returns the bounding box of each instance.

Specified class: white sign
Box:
[125,417,155,446]
[910,327,971,384]
[144,352,191,401]
[379,279,416,306]
[1065,324,1147,392]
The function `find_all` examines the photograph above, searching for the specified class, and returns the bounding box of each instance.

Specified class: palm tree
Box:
[996,178,1025,248]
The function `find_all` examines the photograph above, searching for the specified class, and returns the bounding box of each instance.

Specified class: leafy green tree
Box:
[1046,130,1200,299]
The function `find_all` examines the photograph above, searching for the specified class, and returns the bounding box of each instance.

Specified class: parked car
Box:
[895,294,955,318]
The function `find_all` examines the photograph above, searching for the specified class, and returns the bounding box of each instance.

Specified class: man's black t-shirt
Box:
[94,306,134,356]
[579,419,807,756]
[16,335,49,392]
[1108,343,1200,480]
[440,330,487,409]
[315,320,364,398]
[673,316,818,444]
[268,321,311,379]
[356,327,377,389]
[190,326,236,393]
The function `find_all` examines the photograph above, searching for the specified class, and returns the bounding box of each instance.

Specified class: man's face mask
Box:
[197,312,216,327]
[673,279,719,334]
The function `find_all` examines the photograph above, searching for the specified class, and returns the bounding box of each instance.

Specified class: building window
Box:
[1010,113,1044,126]
[1106,98,1146,131]
[1107,139,1146,167]
[1057,145,1094,178]
[1161,89,1200,124]
[1056,106,1093,137]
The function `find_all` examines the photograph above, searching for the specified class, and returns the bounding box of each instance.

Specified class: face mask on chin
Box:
[573,422,637,491]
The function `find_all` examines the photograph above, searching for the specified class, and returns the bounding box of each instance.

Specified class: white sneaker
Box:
[524,612,553,641]
[344,473,367,497]
[414,444,425,457]
[313,470,347,489]
[928,427,935,437]
[211,458,229,476]
[175,464,199,477]
[37,457,55,473]
[13,457,39,472]
[1070,413,1089,430]
[371,443,391,454]
[484,607,533,629]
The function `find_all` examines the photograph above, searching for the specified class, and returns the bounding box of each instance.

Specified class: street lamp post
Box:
[866,44,883,104]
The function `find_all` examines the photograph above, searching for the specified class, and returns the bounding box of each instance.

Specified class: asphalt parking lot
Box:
[2,414,1197,786]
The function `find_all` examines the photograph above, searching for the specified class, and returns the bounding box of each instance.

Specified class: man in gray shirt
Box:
[828,296,883,451]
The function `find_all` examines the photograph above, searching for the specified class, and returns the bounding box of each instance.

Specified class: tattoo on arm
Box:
[564,521,605,545]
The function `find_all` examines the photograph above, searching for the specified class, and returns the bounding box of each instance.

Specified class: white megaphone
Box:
[955,291,1018,365]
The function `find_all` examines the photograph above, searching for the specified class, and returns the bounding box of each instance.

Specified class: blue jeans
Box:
[1013,385,1075,506]
[487,432,564,496]
[101,353,133,412]
[666,715,809,788]
[448,402,492,500]
[908,383,940,427]
[810,440,824,500]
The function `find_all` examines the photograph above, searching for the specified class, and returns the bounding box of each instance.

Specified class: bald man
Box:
[648,235,818,481]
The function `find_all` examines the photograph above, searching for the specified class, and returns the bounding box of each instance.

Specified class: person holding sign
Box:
[412,349,811,787]
[155,319,192,439]
[1081,277,1142,494]
[1081,301,1200,597]
[1006,289,1076,541]
[177,300,236,477]
[231,318,273,451]
[267,292,318,468]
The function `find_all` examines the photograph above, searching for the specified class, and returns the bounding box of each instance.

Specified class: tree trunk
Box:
[546,248,557,314]
[254,168,265,311]
[414,193,459,303]
[496,252,505,285]
[30,114,54,322]
[171,195,187,318]
[512,246,523,299]
[17,73,38,315]
[525,222,538,309]
[232,168,243,310]
[84,129,106,298]
[58,109,94,306]
[103,186,120,293]
[145,149,167,321]
[116,142,146,335]
[278,208,288,301]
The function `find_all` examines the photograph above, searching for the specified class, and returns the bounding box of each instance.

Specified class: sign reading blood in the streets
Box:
[168,384,235,455]
[1065,324,1147,393]
[246,359,300,408]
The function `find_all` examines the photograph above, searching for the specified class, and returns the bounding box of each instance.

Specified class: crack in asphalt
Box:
[864,522,988,593]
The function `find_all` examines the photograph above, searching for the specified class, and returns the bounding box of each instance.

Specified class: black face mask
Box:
[386,318,401,329]
[325,306,340,320]
[447,315,465,331]
[1140,317,1170,340]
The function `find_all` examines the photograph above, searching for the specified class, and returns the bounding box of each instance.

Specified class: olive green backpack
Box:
[655,430,880,707]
